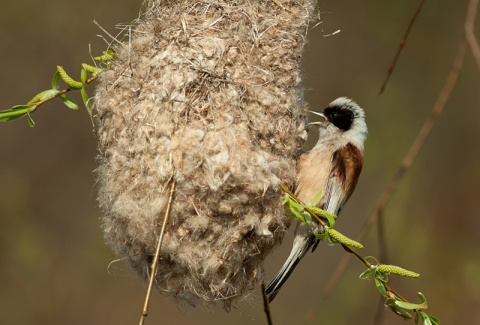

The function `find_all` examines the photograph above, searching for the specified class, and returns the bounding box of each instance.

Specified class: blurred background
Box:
[1,0,479,324]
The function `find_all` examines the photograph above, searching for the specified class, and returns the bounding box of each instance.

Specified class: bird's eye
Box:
[331,112,338,119]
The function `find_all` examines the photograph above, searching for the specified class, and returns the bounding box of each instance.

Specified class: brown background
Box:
[1,0,479,324]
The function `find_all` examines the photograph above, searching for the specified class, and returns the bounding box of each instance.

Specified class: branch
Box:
[379,0,426,95]
[465,0,480,71]
[139,179,176,325]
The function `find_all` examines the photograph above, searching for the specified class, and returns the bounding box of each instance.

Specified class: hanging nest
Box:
[94,0,316,310]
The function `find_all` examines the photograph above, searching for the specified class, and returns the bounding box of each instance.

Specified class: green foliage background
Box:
[1,0,479,324]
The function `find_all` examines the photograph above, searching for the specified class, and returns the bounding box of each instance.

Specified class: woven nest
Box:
[94,0,316,310]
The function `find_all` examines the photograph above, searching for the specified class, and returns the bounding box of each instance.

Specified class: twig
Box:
[373,211,388,325]
[378,0,426,95]
[93,20,125,46]
[261,282,274,325]
[280,184,327,227]
[26,74,98,114]
[139,179,176,325]
[340,244,411,305]
[323,34,467,302]
[465,0,480,71]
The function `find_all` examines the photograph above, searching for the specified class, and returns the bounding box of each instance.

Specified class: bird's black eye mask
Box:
[323,106,354,131]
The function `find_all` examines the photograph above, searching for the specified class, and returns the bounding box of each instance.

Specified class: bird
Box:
[265,97,368,302]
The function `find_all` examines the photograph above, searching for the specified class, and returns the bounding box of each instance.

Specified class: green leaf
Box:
[424,313,440,325]
[359,267,376,279]
[81,68,87,84]
[289,206,305,222]
[314,232,328,240]
[418,292,428,305]
[302,210,312,225]
[52,71,60,89]
[365,256,379,265]
[375,277,387,297]
[394,300,426,311]
[81,87,91,111]
[0,105,33,121]
[375,269,389,282]
[59,94,79,110]
[417,311,439,325]
[324,212,336,227]
[27,114,35,127]
[283,194,300,209]
[388,303,413,320]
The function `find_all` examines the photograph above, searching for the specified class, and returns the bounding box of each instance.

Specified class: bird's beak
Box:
[309,110,326,120]
[308,110,327,126]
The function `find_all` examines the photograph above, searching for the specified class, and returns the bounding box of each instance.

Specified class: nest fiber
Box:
[95,0,316,309]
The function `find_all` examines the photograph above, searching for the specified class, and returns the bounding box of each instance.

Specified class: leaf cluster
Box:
[281,186,439,324]
[0,50,114,127]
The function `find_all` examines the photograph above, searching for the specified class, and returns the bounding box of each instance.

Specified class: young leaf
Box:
[59,94,79,110]
[365,256,379,265]
[52,71,60,90]
[81,87,92,111]
[418,292,428,305]
[375,269,389,282]
[314,232,328,240]
[388,303,413,320]
[27,114,35,127]
[81,67,87,84]
[394,300,426,311]
[421,312,440,325]
[374,277,387,297]
[359,267,376,279]
[0,105,33,121]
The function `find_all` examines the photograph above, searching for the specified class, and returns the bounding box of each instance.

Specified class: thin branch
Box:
[379,0,426,95]
[280,184,328,227]
[261,282,274,325]
[465,0,480,71]
[323,25,467,303]
[373,210,389,325]
[139,179,176,325]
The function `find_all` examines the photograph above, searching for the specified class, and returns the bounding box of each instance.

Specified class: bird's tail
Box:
[265,232,315,303]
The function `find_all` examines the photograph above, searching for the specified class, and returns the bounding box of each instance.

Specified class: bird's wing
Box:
[323,142,364,215]
[311,143,363,252]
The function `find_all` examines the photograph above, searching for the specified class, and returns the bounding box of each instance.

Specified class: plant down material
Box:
[95,0,316,309]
